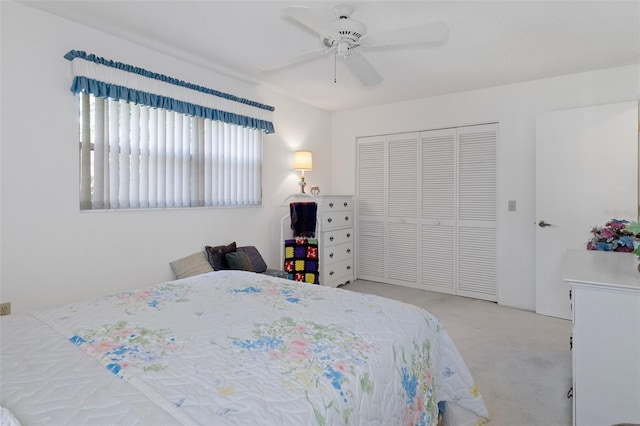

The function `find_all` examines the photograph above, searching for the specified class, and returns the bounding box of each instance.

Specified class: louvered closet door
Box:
[356,136,386,281]
[387,133,419,285]
[457,124,497,301]
[420,128,456,294]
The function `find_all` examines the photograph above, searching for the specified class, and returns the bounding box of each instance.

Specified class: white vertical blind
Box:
[139,106,150,208]
[181,115,191,207]
[119,100,130,209]
[108,99,120,209]
[79,93,262,209]
[94,97,107,210]
[130,105,140,209]
[79,92,91,210]
[165,111,175,208]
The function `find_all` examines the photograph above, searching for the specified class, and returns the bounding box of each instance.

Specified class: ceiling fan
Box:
[258,4,449,86]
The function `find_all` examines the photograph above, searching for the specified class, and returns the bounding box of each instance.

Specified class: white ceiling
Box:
[23,0,640,111]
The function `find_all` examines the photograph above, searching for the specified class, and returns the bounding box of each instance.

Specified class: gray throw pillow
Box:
[237,246,268,273]
[225,251,254,271]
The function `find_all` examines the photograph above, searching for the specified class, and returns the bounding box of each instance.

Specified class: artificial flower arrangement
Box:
[586,219,640,255]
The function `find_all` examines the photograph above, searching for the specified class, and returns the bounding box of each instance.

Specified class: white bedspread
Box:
[1,271,488,425]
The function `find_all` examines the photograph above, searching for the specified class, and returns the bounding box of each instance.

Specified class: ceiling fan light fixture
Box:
[337,40,350,56]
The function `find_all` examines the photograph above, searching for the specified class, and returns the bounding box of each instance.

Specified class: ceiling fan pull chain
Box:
[334,50,337,83]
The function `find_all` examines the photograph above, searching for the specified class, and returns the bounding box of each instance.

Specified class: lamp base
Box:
[298,176,307,194]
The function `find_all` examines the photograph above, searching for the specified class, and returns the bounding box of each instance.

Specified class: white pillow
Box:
[170,251,214,279]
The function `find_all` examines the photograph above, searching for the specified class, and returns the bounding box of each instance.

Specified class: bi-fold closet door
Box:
[356,123,497,301]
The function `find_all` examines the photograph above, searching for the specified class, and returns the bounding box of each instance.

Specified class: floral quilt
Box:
[35,270,488,425]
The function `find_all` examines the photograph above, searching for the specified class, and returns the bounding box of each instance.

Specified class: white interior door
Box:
[356,136,386,282]
[420,128,456,294]
[387,133,419,285]
[535,101,638,319]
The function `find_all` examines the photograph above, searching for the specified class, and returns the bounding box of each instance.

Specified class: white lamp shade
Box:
[294,150,313,171]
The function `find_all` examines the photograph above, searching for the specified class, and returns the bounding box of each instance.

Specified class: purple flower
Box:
[607,219,629,229]
[588,219,638,253]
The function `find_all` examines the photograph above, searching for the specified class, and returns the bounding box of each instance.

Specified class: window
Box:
[66,50,274,211]
[79,93,262,210]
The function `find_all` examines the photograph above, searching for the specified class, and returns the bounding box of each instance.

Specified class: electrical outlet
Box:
[0,302,11,316]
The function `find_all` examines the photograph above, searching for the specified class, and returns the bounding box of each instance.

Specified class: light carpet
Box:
[341,280,573,426]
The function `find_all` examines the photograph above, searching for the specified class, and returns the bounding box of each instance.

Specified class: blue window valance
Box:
[64,50,275,133]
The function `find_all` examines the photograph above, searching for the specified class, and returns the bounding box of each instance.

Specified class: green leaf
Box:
[360,373,374,394]
[625,221,640,235]
[143,364,165,372]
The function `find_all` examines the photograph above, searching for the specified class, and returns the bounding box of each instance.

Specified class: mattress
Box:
[1,271,488,425]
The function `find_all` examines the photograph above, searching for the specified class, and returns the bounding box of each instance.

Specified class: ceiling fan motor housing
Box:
[323,16,367,55]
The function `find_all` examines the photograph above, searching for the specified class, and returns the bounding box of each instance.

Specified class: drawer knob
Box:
[327,218,333,223]
[346,265,351,270]
[346,248,351,254]
[329,271,335,276]
[344,202,348,207]
[329,202,334,208]
[346,233,351,238]
[329,253,334,258]
[329,236,334,241]
[345,216,349,221]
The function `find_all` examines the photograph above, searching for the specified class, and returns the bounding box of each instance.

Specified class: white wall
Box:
[3,2,638,315]
[331,65,640,311]
[0,1,332,312]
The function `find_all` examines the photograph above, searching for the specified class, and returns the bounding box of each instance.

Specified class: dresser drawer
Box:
[321,197,352,213]
[324,228,354,247]
[323,258,354,285]
[322,211,353,230]
[323,273,354,288]
[323,242,353,265]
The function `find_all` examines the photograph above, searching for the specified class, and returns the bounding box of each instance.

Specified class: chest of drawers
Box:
[563,249,640,425]
[316,195,355,287]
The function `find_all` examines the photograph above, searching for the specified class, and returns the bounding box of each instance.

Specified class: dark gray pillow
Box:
[237,246,268,273]
[225,251,254,271]
[205,242,237,270]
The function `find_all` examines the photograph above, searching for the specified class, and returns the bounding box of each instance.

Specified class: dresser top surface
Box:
[563,249,640,291]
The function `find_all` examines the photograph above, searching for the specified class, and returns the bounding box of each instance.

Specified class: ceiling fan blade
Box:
[344,52,383,86]
[258,47,333,72]
[282,6,341,39]
[360,21,449,48]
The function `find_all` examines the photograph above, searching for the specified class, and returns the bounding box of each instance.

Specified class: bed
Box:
[0,271,488,425]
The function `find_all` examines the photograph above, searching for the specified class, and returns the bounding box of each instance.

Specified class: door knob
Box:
[538,220,552,228]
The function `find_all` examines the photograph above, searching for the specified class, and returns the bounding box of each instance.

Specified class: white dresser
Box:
[282,194,355,287]
[315,195,355,287]
[563,249,640,426]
